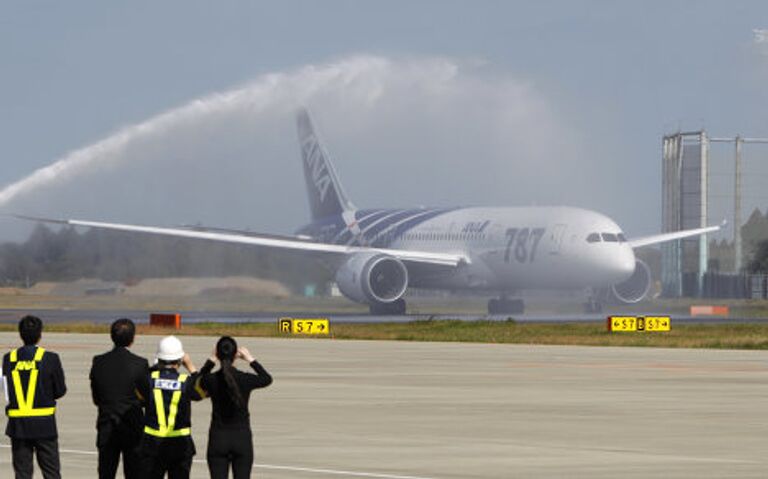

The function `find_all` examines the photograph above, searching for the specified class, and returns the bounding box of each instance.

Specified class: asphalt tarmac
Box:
[0,308,765,325]
[0,333,766,478]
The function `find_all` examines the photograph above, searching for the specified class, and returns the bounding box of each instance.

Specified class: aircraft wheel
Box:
[369,299,407,315]
[389,298,406,315]
[488,298,524,315]
[488,298,500,314]
[584,297,603,314]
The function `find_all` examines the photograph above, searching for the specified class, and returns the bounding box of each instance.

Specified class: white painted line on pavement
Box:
[0,444,440,479]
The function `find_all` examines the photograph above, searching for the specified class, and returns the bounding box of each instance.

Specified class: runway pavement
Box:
[0,333,766,478]
[0,308,765,325]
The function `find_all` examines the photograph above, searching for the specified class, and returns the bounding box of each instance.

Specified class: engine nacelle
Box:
[335,253,409,304]
[610,259,652,304]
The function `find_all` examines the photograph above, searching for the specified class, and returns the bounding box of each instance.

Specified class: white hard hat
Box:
[156,335,185,361]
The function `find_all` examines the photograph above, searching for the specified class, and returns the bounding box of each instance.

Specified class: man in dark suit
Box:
[89,318,149,479]
[3,315,67,479]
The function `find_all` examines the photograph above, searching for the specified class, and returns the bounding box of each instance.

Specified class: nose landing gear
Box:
[583,294,603,314]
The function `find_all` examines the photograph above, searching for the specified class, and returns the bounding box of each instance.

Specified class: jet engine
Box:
[610,259,651,304]
[335,253,409,306]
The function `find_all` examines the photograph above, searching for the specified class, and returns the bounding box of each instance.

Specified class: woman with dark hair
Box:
[199,336,272,479]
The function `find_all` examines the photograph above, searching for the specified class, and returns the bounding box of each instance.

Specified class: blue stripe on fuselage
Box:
[371,207,458,247]
[355,208,426,246]
[355,209,394,229]
[394,208,457,244]
[295,207,460,247]
[328,209,390,245]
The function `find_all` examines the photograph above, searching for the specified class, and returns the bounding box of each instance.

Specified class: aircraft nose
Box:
[589,245,636,285]
[615,247,636,278]
[596,245,636,283]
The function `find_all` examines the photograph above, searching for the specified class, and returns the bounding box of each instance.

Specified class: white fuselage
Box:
[375,206,636,292]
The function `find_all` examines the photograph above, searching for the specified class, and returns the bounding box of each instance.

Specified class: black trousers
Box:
[140,435,195,479]
[97,424,142,479]
[207,428,254,479]
[11,437,61,479]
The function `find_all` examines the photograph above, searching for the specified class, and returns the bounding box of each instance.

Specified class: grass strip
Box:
[1,320,766,350]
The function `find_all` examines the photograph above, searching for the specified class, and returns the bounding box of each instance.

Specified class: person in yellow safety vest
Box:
[136,335,211,479]
[2,315,67,479]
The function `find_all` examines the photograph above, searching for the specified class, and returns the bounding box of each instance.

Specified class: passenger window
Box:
[602,233,618,242]
[586,233,601,243]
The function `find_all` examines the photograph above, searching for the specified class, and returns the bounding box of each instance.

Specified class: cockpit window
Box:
[617,233,626,242]
[586,233,601,243]
[602,233,618,242]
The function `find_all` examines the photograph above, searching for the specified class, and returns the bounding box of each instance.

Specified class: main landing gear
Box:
[583,295,603,314]
[487,297,524,315]
[369,298,407,315]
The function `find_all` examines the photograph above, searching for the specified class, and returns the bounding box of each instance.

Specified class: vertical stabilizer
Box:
[296,108,355,220]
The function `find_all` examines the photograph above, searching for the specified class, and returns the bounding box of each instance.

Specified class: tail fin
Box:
[296,108,355,220]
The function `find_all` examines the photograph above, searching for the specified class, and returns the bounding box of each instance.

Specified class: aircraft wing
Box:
[14,215,469,268]
[628,222,724,249]
[179,224,314,242]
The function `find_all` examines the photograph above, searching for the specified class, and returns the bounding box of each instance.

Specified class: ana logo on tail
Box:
[296,108,356,220]
[300,132,332,203]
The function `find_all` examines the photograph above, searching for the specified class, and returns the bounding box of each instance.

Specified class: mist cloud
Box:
[0,55,595,241]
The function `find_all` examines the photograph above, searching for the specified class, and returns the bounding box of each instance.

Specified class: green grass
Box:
[3,293,768,317]
[3,320,766,350]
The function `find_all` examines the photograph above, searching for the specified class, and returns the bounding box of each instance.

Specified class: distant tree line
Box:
[709,208,768,272]
[747,239,768,274]
[0,224,331,292]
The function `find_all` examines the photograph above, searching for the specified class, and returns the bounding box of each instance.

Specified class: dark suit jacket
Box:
[3,345,67,439]
[89,347,149,447]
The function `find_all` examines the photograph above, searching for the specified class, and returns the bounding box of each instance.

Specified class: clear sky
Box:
[1,1,767,241]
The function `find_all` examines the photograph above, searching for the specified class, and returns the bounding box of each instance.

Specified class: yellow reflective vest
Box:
[143,370,193,438]
[3,345,66,439]
[7,347,55,418]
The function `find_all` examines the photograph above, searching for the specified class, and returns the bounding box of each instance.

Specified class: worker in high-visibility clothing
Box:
[2,315,67,479]
[136,336,211,479]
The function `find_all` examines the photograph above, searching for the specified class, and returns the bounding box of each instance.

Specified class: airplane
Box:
[17,109,721,315]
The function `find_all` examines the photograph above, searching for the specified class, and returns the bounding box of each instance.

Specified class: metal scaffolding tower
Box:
[662,131,768,297]
[661,131,708,296]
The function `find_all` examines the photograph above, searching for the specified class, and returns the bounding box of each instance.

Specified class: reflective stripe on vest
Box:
[7,347,55,418]
[144,371,190,438]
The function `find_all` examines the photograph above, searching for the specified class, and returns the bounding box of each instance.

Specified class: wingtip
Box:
[10,214,69,225]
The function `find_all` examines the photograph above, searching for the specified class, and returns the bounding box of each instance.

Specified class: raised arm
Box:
[238,347,273,389]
